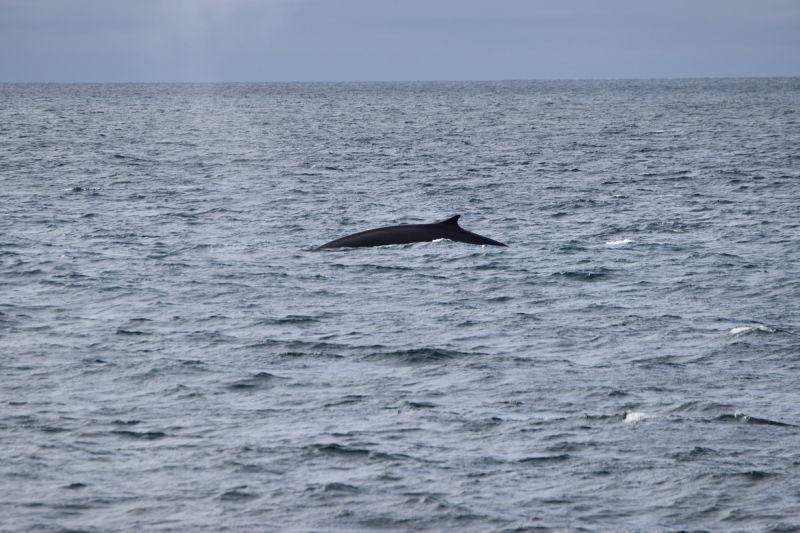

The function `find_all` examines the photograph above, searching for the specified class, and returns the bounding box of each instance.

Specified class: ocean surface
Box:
[1,79,799,532]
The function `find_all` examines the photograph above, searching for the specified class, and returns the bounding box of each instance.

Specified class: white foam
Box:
[605,238,633,246]
[730,325,776,335]
[624,411,648,423]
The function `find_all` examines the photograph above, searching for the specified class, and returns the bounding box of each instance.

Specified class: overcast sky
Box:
[1,0,798,82]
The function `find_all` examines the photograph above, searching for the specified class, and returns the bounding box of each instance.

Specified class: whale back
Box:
[315,214,506,249]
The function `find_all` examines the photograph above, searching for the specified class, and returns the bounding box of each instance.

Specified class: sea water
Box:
[1,80,799,532]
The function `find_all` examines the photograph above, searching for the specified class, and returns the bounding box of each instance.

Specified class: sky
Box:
[1,0,798,82]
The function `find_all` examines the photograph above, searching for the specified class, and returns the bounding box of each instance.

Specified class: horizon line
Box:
[2,76,799,85]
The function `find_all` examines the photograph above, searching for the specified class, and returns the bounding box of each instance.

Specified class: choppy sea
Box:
[1,79,799,532]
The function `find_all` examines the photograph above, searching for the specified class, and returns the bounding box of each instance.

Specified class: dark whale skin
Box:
[315,215,506,250]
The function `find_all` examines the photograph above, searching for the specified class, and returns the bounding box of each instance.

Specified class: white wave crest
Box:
[624,411,648,423]
[729,325,776,335]
[605,238,633,246]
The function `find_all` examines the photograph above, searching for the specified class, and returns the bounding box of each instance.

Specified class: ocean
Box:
[1,79,799,532]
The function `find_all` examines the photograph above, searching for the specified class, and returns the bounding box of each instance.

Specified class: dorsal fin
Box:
[439,215,461,226]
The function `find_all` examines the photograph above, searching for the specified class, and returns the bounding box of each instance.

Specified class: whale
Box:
[315,215,507,250]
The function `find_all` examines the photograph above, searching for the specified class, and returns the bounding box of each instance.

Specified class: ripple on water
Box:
[1,80,799,532]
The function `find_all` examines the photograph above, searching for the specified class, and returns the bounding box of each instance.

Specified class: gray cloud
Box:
[1,0,798,81]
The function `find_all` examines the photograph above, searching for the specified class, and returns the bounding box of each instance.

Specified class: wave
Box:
[550,269,610,281]
[226,372,286,391]
[365,347,472,364]
[623,411,651,423]
[729,324,776,335]
[519,454,571,464]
